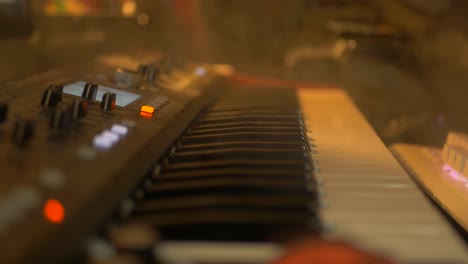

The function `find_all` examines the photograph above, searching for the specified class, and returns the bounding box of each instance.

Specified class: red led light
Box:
[43,199,65,224]
[140,105,155,114]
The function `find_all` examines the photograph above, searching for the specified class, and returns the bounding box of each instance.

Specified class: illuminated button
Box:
[111,124,129,136]
[101,130,120,143]
[43,199,65,224]
[93,135,114,149]
[140,105,155,114]
[140,112,153,118]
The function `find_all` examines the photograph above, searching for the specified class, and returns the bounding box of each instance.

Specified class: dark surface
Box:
[1,0,468,146]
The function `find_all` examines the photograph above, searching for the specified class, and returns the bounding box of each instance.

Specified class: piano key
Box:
[154,168,312,181]
[134,194,311,212]
[168,148,309,162]
[174,141,311,152]
[161,159,311,172]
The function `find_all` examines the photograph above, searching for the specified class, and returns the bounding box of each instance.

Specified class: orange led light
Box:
[43,199,65,224]
[140,105,155,114]
[140,111,153,118]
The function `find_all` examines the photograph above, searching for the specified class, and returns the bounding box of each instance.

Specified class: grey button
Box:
[87,238,116,259]
[0,186,42,231]
[39,168,66,189]
[12,186,41,209]
[0,198,24,223]
[121,119,136,128]
[77,146,97,161]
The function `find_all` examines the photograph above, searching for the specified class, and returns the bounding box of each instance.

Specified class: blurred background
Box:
[1,0,468,147]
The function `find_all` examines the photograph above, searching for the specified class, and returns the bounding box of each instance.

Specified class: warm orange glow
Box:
[121,0,137,17]
[44,199,65,224]
[140,105,155,114]
[272,239,393,264]
[140,111,153,118]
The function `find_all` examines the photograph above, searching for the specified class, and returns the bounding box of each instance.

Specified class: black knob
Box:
[0,102,7,123]
[100,93,116,111]
[81,83,98,101]
[71,99,88,120]
[40,85,63,107]
[13,119,35,145]
[50,107,72,130]
[146,66,159,82]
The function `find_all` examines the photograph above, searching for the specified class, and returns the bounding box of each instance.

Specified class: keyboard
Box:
[392,131,468,236]
[0,54,467,263]
[299,89,467,263]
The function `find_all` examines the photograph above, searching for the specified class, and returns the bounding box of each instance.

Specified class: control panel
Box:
[0,52,225,263]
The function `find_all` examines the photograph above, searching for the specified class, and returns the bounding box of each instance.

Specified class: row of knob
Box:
[114,64,161,89]
[0,102,32,145]
[0,82,119,145]
[41,83,116,111]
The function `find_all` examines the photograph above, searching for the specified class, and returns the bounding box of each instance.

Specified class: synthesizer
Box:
[0,53,225,263]
[0,54,467,263]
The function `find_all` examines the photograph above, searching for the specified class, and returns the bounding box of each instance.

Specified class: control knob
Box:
[50,107,72,130]
[71,99,88,120]
[82,83,98,101]
[40,85,63,108]
[13,119,35,145]
[101,93,116,111]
